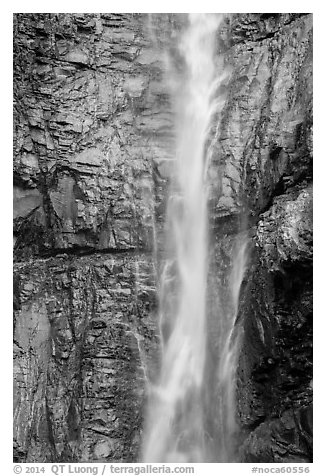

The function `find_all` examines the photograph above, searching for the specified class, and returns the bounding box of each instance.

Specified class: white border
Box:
[2,3,323,474]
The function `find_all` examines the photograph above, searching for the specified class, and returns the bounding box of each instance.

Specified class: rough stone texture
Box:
[13,12,171,463]
[13,13,312,463]
[236,184,312,462]
[208,13,312,222]
[13,13,172,259]
[218,14,313,463]
[14,253,158,462]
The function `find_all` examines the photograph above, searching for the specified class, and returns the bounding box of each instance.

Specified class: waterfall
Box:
[212,234,248,462]
[141,13,247,463]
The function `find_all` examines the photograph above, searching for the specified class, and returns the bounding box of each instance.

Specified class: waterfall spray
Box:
[142,14,222,463]
[142,13,247,463]
[214,234,248,461]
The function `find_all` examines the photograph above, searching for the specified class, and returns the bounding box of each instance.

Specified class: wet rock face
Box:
[209,13,312,221]
[14,13,312,463]
[14,253,158,462]
[13,12,169,462]
[13,13,171,258]
[226,14,313,463]
[237,210,312,462]
[236,184,312,460]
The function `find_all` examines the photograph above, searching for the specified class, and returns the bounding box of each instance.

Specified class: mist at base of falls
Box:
[141,14,248,463]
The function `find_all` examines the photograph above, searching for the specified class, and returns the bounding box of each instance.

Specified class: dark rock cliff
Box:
[224,14,313,463]
[13,13,312,463]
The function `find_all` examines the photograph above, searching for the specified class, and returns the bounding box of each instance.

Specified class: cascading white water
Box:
[142,13,222,463]
[141,13,247,463]
[213,235,248,462]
